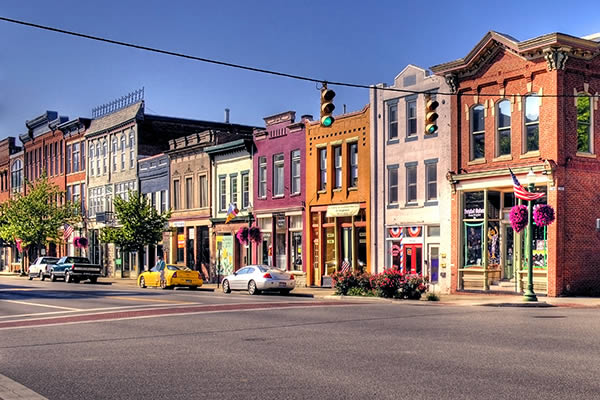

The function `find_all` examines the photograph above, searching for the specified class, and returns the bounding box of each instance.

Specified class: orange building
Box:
[305,106,370,287]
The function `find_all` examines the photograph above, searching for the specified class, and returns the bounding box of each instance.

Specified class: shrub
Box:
[426,292,440,301]
[331,269,358,295]
[370,269,405,298]
[357,272,372,292]
[398,274,429,300]
[347,287,365,296]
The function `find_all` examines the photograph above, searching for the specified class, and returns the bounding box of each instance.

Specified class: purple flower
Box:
[236,227,249,244]
[533,204,555,227]
[509,205,528,233]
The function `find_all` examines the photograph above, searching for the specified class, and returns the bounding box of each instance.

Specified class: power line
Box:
[0,16,597,99]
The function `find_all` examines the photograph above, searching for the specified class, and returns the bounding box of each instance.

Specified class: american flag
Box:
[341,259,351,273]
[63,223,74,240]
[509,168,545,201]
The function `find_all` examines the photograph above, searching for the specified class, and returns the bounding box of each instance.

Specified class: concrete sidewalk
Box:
[3,272,600,307]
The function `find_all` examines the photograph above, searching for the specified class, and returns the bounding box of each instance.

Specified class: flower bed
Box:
[332,268,428,299]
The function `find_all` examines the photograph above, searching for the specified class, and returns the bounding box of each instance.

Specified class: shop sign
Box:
[177,234,185,248]
[173,221,185,228]
[276,213,286,228]
[326,203,360,218]
[464,207,484,219]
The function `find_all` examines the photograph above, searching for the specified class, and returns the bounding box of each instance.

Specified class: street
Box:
[1,277,600,399]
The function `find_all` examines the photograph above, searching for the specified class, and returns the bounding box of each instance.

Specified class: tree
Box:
[0,177,80,275]
[100,191,171,275]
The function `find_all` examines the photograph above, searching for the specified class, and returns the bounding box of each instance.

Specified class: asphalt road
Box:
[1,277,600,399]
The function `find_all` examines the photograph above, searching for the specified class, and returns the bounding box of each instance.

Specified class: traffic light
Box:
[320,86,336,127]
[424,94,439,135]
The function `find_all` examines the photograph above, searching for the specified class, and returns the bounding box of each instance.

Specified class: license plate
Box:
[279,282,286,288]
[186,280,192,283]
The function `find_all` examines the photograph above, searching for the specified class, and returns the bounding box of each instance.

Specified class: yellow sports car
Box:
[138,264,203,290]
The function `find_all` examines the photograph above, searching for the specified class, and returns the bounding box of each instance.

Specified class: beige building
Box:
[370,65,452,293]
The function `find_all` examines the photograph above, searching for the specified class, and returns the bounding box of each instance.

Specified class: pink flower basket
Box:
[509,205,528,233]
[533,204,555,227]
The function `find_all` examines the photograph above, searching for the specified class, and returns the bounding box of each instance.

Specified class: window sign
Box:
[464,222,483,267]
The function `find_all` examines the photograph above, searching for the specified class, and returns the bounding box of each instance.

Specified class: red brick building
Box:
[432,31,600,296]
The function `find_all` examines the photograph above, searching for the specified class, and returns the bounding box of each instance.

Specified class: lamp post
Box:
[523,168,538,302]
[247,203,254,265]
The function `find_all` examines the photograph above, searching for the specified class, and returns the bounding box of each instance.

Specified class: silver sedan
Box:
[222,265,296,295]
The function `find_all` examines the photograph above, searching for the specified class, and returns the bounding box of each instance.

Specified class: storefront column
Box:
[483,189,489,290]
[351,215,356,271]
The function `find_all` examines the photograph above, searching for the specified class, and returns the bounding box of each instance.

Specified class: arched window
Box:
[120,135,126,151]
[11,159,22,191]
[102,140,107,157]
[524,94,540,153]
[95,143,100,158]
[470,105,485,160]
[577,94,592,153]
[129,130,135,148]
[112,137,117,153]
[496,100,511,157]
[89,144,94,159]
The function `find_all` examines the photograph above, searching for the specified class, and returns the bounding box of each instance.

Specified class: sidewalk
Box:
[3,272,600,307]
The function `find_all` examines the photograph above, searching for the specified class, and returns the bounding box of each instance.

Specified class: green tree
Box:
[100,191,171,275]
[0,177,80,275]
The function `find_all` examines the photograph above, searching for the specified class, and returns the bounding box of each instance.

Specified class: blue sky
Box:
[1,0,599,137]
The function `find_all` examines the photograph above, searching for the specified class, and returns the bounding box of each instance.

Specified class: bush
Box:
[398,274,429,300]
[331,269,357,295]
[426,292,440,301]
[347,287,365,296]
[370,269,405,298]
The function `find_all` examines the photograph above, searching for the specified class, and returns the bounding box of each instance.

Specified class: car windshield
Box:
[42,257,59,264]
[256,265,284,273]
[65,257,90,264]
[166,265,182,271]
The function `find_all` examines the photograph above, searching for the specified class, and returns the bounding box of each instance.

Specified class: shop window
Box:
[463,191,484,220]
[471,105,485,160]
[503,192,515,209]
[464,223,483,267]
[524,95,540,153]
[290,231,302,271]
[496,100,511,156]
[356,227,367,272]
[487,222,500,267]
[487,191,501,219]
[324,227,336,275]
[577,94,592,153]
[427,225,440,237]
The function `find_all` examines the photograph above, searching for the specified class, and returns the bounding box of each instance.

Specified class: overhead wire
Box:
[0,15,598,98]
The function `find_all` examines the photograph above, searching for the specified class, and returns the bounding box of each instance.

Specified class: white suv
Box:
[28,257,60,281]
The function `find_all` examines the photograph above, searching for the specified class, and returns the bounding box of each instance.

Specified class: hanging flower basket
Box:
[74,237,89,249]
[509,205,528,233]
[533,204,555,227]
[248,226,263,243]
[236,227,249,245]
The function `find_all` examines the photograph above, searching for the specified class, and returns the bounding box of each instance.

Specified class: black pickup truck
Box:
[50,256,102,283]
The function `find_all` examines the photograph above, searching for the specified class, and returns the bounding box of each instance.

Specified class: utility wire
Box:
[0,16,596,98]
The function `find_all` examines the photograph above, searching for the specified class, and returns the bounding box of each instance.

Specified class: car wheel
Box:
[189,286,197,290]
[89,277,97,284]
[280,289,291,295]
[28,274,33,280]
[139,277,146,288]
[248,280,260,295]
[65,272,72,283]
[40,272,45,281]
[222,280,231,294]
[50,273,56,282]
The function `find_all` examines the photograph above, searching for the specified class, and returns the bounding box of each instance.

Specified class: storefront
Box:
[309,203,368,287]
[459,188,548,293]
[385,225,442,283]
[255,212,304,271]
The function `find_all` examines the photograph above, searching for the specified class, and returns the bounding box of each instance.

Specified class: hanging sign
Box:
[177,234,185,248]
[326,203,360,218]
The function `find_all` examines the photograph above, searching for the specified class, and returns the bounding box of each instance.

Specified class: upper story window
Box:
[66,144,72,174]
[471,105,485,160]
[241,173,250,209]
[577,94,592,153]
[199,175,208,208]
[291,150,301,195]
[230,174,238,206]
[173,179,181,211]
[258,156,267,199]
[406,164,417,204]
[129,131,135,148]
[73,142,80,172]
[496,100,511,157]
[348,142,358,188]
[89,144,94,159]
[318,148,327,191]
[388,103,398,141]
[406,98,417,138]
[112,138,117,154]
[185,177,194,209]
[524,95,540,153]
[333,145,342,189]
[11,159,22,191]
[120,135,126,151]
[273,153,284,197]
[219,176,226,211]
[425,160,438,202]
[388,166,398,205]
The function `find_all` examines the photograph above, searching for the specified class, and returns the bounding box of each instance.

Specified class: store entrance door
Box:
[502,224,515,280]
[404,244,422,275]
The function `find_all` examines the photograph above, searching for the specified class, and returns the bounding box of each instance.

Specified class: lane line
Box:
[109,296,196,304]
[0,303,195,319]
[2,299,81,311]
[0,373,47,399]
[0,301,354,330]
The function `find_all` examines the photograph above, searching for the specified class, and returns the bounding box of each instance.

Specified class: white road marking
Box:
[0,372,47,399]
[0,302,190,319]
[2,300,81,311]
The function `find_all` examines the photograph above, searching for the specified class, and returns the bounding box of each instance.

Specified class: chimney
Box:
[301,114,313,122]
[224,108,230,123]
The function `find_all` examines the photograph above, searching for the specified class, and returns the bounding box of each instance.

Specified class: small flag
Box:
[225,203,239,224]
[341,259,350,273]
[509,168,545,201]
[63,223,74,240]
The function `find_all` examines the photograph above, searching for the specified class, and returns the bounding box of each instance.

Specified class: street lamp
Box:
[523,168,538,302]
[247,202,254,266]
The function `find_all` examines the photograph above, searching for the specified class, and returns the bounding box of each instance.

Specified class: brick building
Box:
[305,106,370,287]
[0,137,21,271]
[252,111,308,286]
[432,31,600,296]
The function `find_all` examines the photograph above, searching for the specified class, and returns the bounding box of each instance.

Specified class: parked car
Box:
[50,256,102,283]
[28,257,59,281]
[138,264,203,290]
[222,265,295,295]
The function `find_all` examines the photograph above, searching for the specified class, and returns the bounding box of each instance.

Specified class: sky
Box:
[1,0,600,138]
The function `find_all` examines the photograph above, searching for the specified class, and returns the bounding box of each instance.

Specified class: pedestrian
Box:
[157,255,166,287]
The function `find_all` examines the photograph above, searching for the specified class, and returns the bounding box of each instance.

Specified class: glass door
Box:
[404,244,423,275]
[502,224,514,280]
